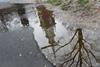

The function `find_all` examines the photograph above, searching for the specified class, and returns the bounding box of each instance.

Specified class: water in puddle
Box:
[26,8,72,63]
[0,7,72,62]
[1,5,100,67]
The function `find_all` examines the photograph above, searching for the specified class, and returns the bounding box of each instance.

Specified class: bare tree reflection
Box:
[56,28,97,67]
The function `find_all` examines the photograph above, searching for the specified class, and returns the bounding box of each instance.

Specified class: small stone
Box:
[21,38,24,41]
[19,53,22,56]
[29,51,32,54]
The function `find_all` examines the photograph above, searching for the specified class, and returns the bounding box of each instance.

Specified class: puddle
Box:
[26,6,73,63]
[0,6,71,53]
[30,17,70,50]
[1,5,100,66]
[0,6,75,62]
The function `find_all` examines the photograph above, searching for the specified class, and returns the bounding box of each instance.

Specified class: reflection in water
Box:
[0,5,74,65]
[0,5,69,61]
[0,12,22,32]
[30,5,71,64]
[0,4,30,32]
[55,28,97,67]
[0,5,100,67]
[0,14,8,31]
[0,5,30,32]
[36,5,57,60]
[16,4,29,26]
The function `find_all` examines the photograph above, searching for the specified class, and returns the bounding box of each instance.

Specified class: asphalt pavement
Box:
[0,27,54,67]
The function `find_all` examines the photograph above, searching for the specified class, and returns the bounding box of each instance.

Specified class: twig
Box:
[83,39,92,46]
[41,44,60,49]
[69,50,79,67]
[82,57,89,66]
[88,49,97,61]
[61,49,79,67]
[46,28,97,67]
[55,30,77,52]
[83,46,93,67]
[76,54,80,67]
[65,40,78,57]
